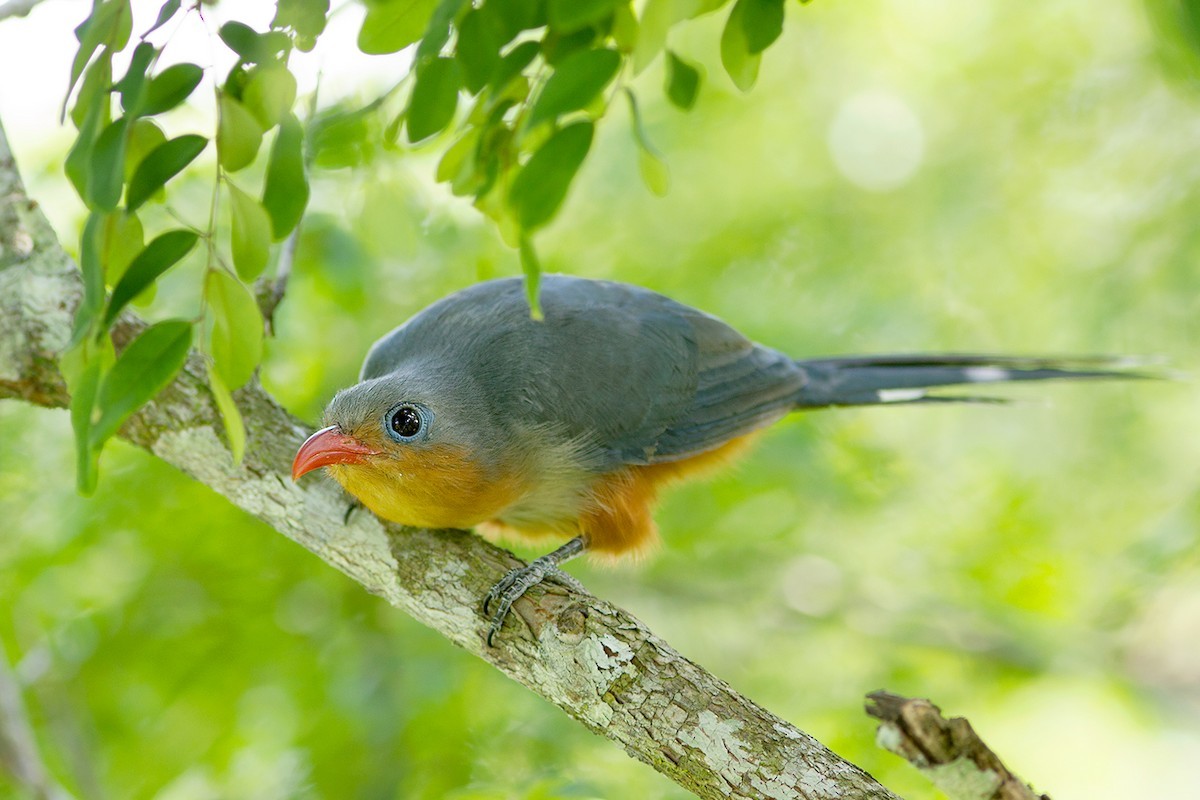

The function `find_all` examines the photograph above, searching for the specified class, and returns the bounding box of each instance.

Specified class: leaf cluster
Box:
[373,0,789,305]
[61,0,317,491]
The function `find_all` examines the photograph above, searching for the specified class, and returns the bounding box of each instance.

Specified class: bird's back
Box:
[360,275,806,468]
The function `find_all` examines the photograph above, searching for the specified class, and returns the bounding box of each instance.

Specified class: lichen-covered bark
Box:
[0,120,900,800]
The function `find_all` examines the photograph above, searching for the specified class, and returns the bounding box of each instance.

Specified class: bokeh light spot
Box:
[827,90,926,192]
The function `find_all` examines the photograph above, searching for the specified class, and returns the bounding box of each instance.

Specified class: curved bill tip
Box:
[292,425,379,481]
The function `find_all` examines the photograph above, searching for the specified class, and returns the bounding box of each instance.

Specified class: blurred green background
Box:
[3,1,1200,798]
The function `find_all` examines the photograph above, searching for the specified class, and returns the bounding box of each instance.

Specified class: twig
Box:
[0,641,76,800]
[256,221,299,335]
[256,69,321,336]
[866,691,1049,800]
[0,0,50,23]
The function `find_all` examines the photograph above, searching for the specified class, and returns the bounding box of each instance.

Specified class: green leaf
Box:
[547,0,624,33]
[611,3,638,53]
[508,120,593,230]
[527,47,620,128]
[456,9,501,94]
[470,113,512,199]
[227,181,272,281]
[104,0,133,50]
[126,133,208,211]
[206,270,263,390]
[116,41,156,114]
[436,127,482,195]
[720,0,761,91]
[741,0,784,54]
[217,93,264,171]
[67,0,133,109]
[70,52,112,130]
[678,0,731,19]
[414,0,469,63]
[518,234,543,319]
[273,0,330,49]
[78,212,107,327]
[481,0,547,41]
[477,184,521,246]
[224,63,251,101]
[242,64,298,129]
[665,51,702,110]
[625,90,669,196]
[490,40,540,92]
[100,210,145,285]
[130,281,158,308]
[262,114,309,240]
[407,58,461,143]
[124,119,167,181]
[67,24,103,111]
[638,148,670,196]
[309,104,377,168]
[633,0,672,72]
[219,21,290,63]
[143,0,182,37]
[208,366,247,465]
[91,319,193,447]
[357,0,440,55]
[142,63,203,116]
[66,96,106,201]
[87,117,128,211]
[542,26,601,65]
[104,230,198,328]
[384,110,405,147]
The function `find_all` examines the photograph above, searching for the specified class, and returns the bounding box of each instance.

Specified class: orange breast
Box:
[329,444,525,530]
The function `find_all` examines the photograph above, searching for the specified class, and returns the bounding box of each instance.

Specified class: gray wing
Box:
[647,312,806,461]
[362,275,806,468]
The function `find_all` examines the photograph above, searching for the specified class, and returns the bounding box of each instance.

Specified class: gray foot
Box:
[482,537,586,646]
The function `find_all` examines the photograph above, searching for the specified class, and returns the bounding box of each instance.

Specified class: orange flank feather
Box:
[579,433,760,558]
[480,432,761,559]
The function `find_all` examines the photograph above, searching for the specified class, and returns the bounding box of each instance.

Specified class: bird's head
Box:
[293,373,437,480]
[291,371,514,528]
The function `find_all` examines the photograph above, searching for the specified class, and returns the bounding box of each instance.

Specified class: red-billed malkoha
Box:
[292,275,1142,644]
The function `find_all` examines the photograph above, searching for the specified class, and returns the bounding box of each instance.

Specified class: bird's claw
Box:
[482,537,587,646]
[483,561,553,646]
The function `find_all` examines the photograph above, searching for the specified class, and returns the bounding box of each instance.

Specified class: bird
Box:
[291,274,1143,645]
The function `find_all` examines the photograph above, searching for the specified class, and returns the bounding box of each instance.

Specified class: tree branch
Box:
[866,692,1048,800]
[0,641,76,800]
[0,119,900,800]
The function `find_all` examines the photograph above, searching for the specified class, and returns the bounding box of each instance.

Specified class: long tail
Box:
[793,354,1153,408]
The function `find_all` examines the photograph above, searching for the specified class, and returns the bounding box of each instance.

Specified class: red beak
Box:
[292,425,379,481]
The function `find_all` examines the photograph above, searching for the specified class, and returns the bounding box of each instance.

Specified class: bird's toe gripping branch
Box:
[483,536,586,646]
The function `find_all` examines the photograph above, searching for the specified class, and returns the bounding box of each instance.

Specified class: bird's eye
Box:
[387,404,424,440]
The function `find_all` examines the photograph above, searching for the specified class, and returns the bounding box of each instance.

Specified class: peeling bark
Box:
[0,119,901,800]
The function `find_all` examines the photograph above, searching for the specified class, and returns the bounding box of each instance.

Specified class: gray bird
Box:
[292,275,1141,644]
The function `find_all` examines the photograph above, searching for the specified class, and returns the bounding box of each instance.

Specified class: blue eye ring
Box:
[384,403,430,442]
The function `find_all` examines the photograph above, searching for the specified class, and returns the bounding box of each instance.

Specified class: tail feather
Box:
[793,354,1153,409]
